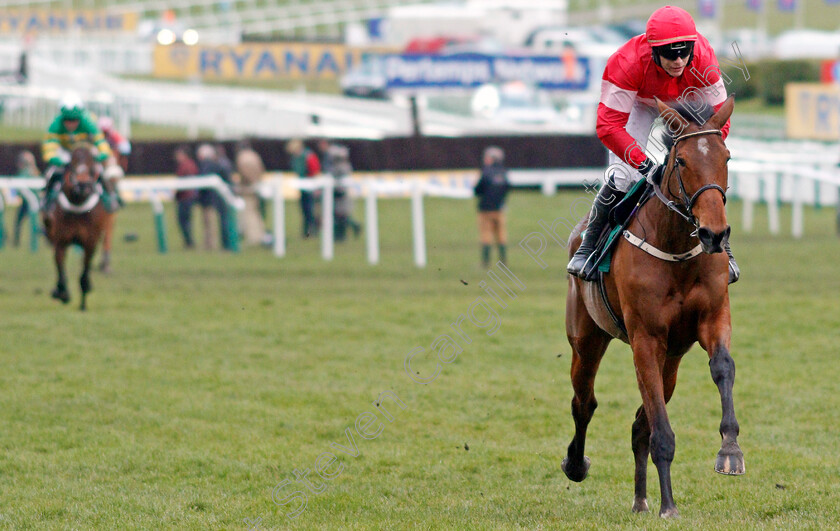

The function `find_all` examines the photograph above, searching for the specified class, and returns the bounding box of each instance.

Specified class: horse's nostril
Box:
[696,227,713,244]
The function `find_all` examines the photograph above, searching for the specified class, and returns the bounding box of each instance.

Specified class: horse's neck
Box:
[637,197,699,255]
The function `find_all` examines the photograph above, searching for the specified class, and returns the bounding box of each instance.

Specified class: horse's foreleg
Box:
[79,245,95,311]
[631,406,650,512]
[699,313,745,476]
[99,214,114,273]
[633,335,678,518]
[51,245,70,304]
[709,345,744,475]
[631,354,683,514]
[562,333,610,482]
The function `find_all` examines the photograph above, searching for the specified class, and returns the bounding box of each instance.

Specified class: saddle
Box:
[583,179,654,282]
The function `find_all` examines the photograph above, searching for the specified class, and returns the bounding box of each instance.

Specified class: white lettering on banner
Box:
[384,57,492,85]
[493,58,585,84]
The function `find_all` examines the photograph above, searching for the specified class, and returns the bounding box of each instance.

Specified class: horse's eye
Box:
[676,157,686,167]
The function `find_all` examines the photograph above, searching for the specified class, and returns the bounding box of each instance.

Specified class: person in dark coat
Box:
[474,146,510,268]
[173,146,199,249]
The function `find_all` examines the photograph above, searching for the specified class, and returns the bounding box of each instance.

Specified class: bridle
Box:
[63,153,99,204]
[653,129,727,230]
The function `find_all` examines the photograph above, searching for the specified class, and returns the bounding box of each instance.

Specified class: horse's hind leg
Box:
[631,354,683,514]
[51,245,70,304]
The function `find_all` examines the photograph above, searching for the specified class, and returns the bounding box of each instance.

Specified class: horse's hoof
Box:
[51,289,70,304]
[561,455,591,482]
[659,507,679,519]
[98,263,112,274]
[715,448,746,475]
[632,498,649,513]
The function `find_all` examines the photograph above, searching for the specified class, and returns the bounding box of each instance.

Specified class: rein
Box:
[653,129,726,229]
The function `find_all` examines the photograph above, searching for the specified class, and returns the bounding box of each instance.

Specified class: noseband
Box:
[653,129,727,228]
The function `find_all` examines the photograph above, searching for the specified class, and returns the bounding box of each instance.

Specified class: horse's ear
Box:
[655,97,689,136]
[709,95,735,130]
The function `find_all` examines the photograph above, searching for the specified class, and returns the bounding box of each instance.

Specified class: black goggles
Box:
[654,41,694,61]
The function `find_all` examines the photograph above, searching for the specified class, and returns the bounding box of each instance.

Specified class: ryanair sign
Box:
[153,43,384,79]
[0,10,138,34]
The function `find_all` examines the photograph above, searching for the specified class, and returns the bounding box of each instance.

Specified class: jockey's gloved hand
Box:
[638,158,665,187]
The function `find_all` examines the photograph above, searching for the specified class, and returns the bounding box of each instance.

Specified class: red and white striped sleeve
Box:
[595,51,648,168]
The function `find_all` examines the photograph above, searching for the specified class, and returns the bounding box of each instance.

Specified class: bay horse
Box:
[42,145,108,311]
[563,96,743,517]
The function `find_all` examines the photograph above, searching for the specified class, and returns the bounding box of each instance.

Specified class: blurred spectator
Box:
[286,139,321,238]
[315,138,332,173]
[173,145,199,249]
[326,143,362,241]
[473,146,510,268]
[234,139,268,246]
[216,143,233,176]
[196,143,233,250]
[12,150,39,247]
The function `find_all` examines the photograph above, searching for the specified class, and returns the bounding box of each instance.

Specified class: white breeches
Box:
[605,101,660,192]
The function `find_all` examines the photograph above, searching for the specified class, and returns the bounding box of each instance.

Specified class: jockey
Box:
[98,115,131,166]
[97,115,131,207]
[567,6,739,284]
[41,94,117,213]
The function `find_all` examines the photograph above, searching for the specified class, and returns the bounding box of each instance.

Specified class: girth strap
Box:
[597,271,627,339]
[622,230,704,262]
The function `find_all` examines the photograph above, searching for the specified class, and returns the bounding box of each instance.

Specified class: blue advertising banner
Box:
[746,0,762,11]
[381,53,590,91]
[778,0,796,11]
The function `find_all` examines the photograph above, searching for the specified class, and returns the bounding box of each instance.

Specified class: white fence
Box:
[4,141,838,261]
[0,175,243,252]
[260,176,472,267]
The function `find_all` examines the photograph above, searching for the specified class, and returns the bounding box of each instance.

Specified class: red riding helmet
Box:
[646,6,697,47]
[646,6,698,68]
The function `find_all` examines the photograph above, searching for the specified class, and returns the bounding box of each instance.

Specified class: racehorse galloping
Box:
[563,97,743,517]
[43,145,108,311]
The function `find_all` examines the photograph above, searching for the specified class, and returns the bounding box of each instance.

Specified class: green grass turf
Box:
[1,191,839,529]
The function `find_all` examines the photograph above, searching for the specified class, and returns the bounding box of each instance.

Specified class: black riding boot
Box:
[567,182,626,279]
[41,169,63,213]
[724,241,740,284]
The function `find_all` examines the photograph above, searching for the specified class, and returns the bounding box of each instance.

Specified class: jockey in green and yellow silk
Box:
[41,94,119,213]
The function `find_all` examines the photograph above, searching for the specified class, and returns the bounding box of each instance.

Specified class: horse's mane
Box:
[660,100,715,151]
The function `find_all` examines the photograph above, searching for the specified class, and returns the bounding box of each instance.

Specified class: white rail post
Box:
[541,178,555,196]
[792,175,803,239]
[743,196,754,233]
[411,183,427,267]
[321,177,334,261]
[768,173,780,235]
[273,179,286,257]
[366,183,379,265]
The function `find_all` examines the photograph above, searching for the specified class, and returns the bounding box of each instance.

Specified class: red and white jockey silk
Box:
[596,34,730,169]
